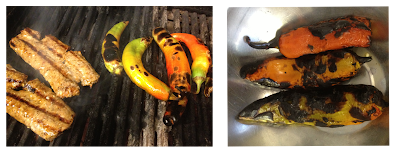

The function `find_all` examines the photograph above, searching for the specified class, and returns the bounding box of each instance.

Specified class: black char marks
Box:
[308,19,352,39]
[103,34,119,62]
[157,32,172,43]
[153,27,164,35]
[307,16,370,40]
[278,91,310,123]
[240,59,266,79]
[175,46,184,51]
[308,44,314,51]
[328,58,337,72]
[349,107,370,121]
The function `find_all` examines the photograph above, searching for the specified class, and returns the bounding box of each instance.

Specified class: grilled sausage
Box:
[6,64,28,89]
[9,28,80,98]
[63,51,100,87]
[237,84,387,127]
[245,15,372,58]
[6,66,75,141]
[241,49,372,89]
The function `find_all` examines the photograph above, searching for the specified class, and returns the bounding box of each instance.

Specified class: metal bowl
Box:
[227,7,388,146]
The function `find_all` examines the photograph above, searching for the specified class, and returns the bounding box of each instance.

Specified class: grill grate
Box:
[6,6,212,146]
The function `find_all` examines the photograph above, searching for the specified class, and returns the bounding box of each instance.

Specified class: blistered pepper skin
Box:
[241,49,372,89]
[152,27,191,126]
[238,84,387,127]
[171,33,212,94]
[102,21,129,75]
[152,28,191,93]
[122,37,179,101]
[245,16,372,59]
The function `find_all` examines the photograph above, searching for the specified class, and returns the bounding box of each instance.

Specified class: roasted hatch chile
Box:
[102,21,129,75]
[245,16,371,58]
[152,27,191,95]
[122,37,179,101]
[163,96,188,126]
[241,49,372,89]
[237,84,387,127]
[171,33,212,94]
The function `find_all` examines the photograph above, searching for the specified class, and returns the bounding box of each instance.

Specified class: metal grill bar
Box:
[6,6,212,146]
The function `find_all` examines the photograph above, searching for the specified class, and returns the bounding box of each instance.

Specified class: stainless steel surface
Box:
[228,7,389,146]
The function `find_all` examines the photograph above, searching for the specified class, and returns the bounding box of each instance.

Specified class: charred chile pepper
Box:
[245,16,372,58]
[241,49,372,89]
[122,37,179,101]
[102,21,128,75]
[152,27,191,126]
[237,84,387,127]
[152,28,192,93]
[171,33,212,94]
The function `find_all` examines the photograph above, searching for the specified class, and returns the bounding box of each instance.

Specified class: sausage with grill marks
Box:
[6,66,75,141]
[9,28,80,98]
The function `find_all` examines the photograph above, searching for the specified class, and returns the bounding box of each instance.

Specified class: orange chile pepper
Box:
[152,27,191,94]
[152,27,191,125]
[171,33,212,94]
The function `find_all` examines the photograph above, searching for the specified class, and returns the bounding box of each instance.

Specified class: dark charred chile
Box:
[242,49,372,89]
[245,15,372,59]
[101,21,128,75]
[237,84,387,127]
